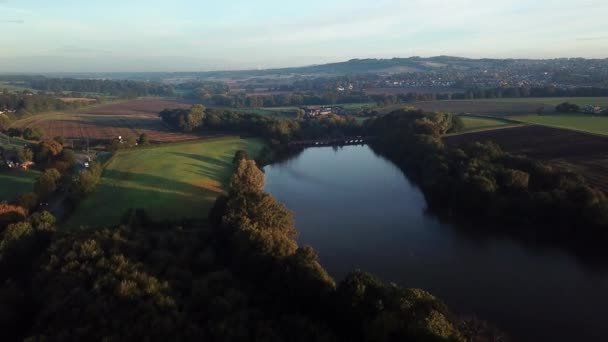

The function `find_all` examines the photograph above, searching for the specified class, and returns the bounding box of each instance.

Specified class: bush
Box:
[22,127,44,141]
[555,102,580,113]
[15,192,38,212]
[34,168,61,199]
[0,204,28,229]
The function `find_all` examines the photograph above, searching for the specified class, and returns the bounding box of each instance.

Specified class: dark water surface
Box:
[264,145,608,342]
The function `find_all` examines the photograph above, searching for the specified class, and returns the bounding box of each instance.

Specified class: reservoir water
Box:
[264,145,608,342]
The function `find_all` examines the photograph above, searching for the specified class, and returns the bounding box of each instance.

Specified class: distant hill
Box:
[4,56,608,82]
[156,56,605,78]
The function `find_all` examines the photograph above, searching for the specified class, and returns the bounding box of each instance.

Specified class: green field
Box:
[384,97,608,117]
[242,102,377,118]
[459,115,515,132]
[338,102,377,110]
[0,81,35,92]
[509,114,608,136]
[0,169,39,202]
[63,137,265,229]
[485,97,608,107]
[0,133,30,147]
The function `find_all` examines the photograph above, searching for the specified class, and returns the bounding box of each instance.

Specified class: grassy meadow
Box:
[486,97,608,107]
[63,137,265,229]
[0,169,39,202]
[509,114,608,136]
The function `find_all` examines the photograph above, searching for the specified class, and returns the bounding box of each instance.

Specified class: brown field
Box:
[58,97,98,103]
[16,98,199,143]
[444,125,608,190]
[365,87,464,95]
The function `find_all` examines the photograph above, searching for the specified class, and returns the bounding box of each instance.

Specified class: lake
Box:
[264,145,608,342]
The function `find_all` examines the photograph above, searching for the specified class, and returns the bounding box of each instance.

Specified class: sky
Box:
[1,0,608,72]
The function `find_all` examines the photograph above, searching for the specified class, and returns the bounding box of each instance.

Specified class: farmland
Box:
[386,97,608,116]
[15,98,198,143]
[63,137,264,229]
[444,125,608,191]
[508,114,608,136]
[0,169,39,201]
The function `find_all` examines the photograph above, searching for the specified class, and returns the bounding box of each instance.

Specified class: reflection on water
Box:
[264,145,608,342]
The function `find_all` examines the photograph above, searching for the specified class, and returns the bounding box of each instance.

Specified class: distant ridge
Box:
[3,56,608,80]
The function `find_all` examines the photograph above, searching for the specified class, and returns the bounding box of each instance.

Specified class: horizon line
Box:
[1,54,608,75]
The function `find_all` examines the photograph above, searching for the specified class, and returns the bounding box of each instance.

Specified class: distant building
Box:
[302,106,333,117]
[301,106,347,117]
[582,105,602,114]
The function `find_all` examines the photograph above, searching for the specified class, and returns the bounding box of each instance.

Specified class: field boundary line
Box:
[508,121,608,139]
[445,124,527,137]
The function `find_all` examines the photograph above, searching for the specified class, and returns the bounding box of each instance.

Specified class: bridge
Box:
[287,136,377,148]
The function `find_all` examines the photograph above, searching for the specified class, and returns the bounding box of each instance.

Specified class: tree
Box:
[16,148,33,163]
[556,102,580,113]
[34,168,61,199]
[71,163,102,197]
[183,104,205,132]
[295,109,305,120]
[28,211,56,233]
[229,159,265,194]
[125,136,138,148]
[138,133,149,146]
[53,136,66,145]
[232,150,249,165]
[23,127,44,141]
[16,192,38,212]
[0,222,34,260]
[449,115,465,133]
[108,139,122,153]
[34,140,63,165]
[0,204,27,228]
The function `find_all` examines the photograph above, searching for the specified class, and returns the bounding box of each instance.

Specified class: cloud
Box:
[58,45,109,54]
[0,19,24,24]
[576,36,608,41]
[0,5,32,14]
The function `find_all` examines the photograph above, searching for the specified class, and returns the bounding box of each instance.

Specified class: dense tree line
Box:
[186,85,608,111]
[20,77,175,97]
[205,91,370,108]
[555,102,581,113]
[1,138,83,215]
[365,109,608,249]
[197,91,442,109]
[0,91,96,120]
[160,106,361,144]
[0,152,504,341]
[180,81,230,99]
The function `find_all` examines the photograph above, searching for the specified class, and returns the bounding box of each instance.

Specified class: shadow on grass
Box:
[102,169,224,196]
[64,178,219,230]
[168,152,232,169]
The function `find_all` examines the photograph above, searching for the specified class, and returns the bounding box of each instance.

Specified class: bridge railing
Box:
[287,136,377,147]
